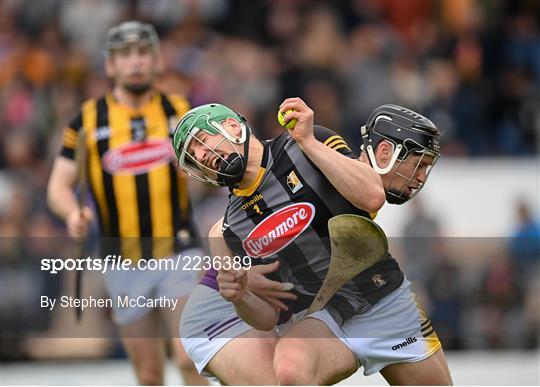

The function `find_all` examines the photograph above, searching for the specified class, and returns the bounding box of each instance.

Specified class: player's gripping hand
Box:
[66,206,94,238]
[247,261,297,312]
[278,97,314,146]
[217,266,248,304]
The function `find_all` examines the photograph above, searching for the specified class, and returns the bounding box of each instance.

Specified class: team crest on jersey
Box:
[286,170,303,194]
[102,139,175,175]
[242,202,315,258]
[372,274,386,287]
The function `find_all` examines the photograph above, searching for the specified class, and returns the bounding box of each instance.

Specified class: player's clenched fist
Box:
[66,206,94,238]
[278,97,314,146]
[217,267,248,304]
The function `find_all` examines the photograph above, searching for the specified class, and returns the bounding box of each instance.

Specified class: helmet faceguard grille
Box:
[104,21,160,56]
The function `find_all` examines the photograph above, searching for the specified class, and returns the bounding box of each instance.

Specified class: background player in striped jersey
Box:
[47,21,207,385]
[174,100,450,385]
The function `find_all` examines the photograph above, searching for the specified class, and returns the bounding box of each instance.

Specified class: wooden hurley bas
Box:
[306,214,389,316]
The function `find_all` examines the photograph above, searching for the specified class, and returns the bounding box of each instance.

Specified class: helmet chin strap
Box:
[365,143,403,175]
[217,153,244,186]
[385,189,409,204]
[217,127,251,188]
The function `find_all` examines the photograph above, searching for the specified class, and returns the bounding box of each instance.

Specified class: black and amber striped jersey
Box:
[200,126,404,325]
[59,91,196,259]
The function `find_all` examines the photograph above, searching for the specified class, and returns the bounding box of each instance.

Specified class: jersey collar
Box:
[232,142,270,197]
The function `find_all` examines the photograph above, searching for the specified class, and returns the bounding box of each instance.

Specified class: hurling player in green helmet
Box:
[173,103,254,188]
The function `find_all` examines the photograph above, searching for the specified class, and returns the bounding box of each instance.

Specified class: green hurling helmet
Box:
[172,103,251,187]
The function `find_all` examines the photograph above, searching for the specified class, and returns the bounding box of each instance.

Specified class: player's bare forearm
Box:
[209,219,279,330]
[208,218,229,262]
[234,290,279,331]
[279,97,384,212]
[47,156,80,221]
[299,137,385,212]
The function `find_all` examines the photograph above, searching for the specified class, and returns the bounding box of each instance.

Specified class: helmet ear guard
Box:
[361,126,403,175]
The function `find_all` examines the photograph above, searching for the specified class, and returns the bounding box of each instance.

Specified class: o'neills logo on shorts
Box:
[391,337,418,350]
[103,139,175,175]
[242,202,315,258]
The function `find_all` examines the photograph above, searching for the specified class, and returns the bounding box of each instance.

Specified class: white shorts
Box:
[180,278,440,377]
[302,278,441,375]
[180,284,274,375]
[104,247,201,325]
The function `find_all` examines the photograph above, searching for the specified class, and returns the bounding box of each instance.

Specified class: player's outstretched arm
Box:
[304,139,385,212]
[47,156,93,237]
[279,98,385,213]
[209,219,279,330]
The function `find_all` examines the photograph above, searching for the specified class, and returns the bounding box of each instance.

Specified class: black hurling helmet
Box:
[361,104,441,204]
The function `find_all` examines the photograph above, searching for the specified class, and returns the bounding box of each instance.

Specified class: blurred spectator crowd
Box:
[2,0,540,159]
[399,199,539,351]
[1,0,539,359]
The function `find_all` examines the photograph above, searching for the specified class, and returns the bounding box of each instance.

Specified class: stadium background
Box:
[1,0,539,385]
